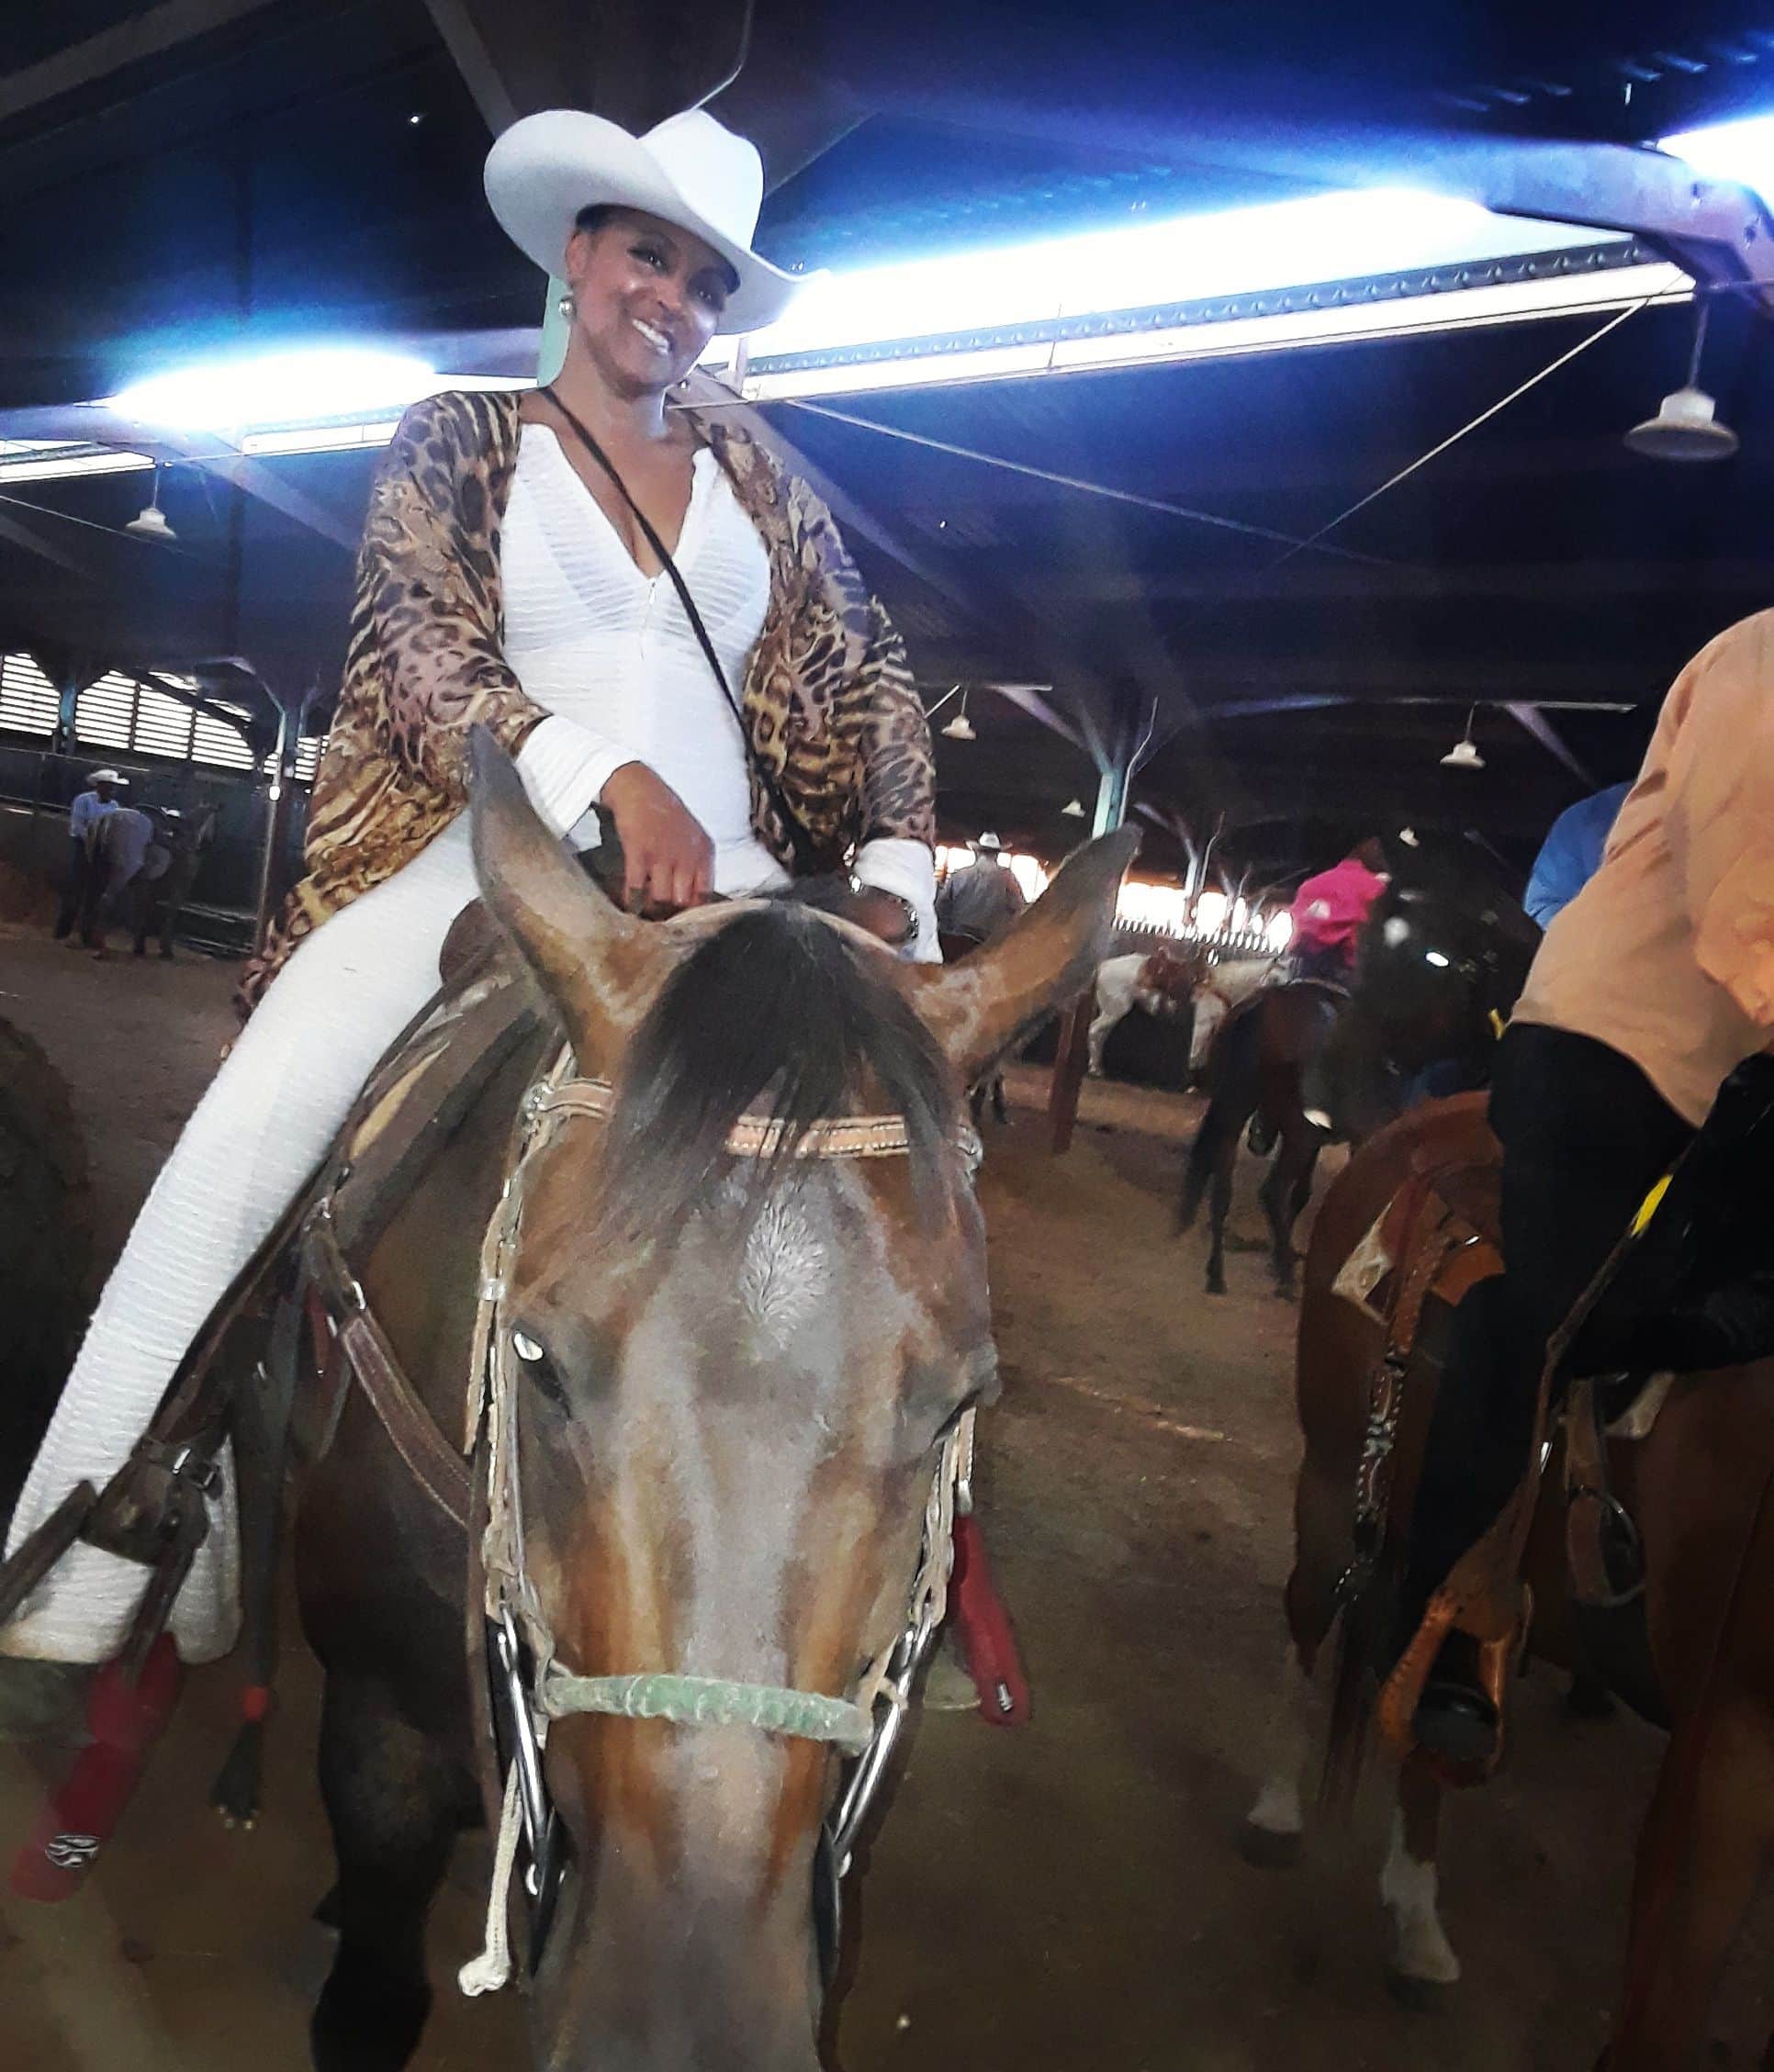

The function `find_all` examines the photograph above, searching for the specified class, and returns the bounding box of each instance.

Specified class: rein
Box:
[312,1047,983,1996]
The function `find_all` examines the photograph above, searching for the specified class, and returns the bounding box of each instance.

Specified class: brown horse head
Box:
[468,734,1133,2067]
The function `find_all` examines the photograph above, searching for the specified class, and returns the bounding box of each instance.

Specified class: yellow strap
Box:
[1488,1008,1508,1041]
[1631,1172,1672,1237]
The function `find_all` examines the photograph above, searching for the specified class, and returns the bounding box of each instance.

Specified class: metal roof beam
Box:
[0,404,359,550]
[0,503,105,579]
[1190,690,1636,721]
[978,680,1090,754]
[0,0,285,129]
[1501,700,1597,787]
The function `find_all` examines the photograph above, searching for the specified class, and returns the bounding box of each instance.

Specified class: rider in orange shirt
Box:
[1408,614,1774,1763]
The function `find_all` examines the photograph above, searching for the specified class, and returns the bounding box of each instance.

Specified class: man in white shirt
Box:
[53,769,126,942]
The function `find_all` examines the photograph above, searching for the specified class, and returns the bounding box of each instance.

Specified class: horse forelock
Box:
[590,903,960,1249]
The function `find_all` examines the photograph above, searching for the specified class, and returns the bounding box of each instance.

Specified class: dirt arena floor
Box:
[2,922,1771,2071]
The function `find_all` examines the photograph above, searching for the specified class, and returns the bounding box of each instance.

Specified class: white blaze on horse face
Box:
[739,1193,831,1349]
[620,1165,904,1882]
[1383,915,1411,948]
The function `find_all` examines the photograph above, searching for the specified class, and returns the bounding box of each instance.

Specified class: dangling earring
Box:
[556,288,576,322]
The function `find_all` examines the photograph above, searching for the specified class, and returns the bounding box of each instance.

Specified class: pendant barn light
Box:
[1061,798,1088,818]
[1624,299,1739,463]
[124,465,176,542]
[1441,707,1486,770]
[939,689,976,742]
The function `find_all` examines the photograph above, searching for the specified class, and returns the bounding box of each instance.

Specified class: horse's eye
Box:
[511,1327,568,1406]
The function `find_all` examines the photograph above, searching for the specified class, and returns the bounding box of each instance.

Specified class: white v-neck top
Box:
[500,424,786,895]
[486,420,938,952]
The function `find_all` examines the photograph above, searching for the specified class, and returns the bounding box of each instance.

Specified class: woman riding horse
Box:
[2,107,940,1668]
[1406,610,1774,1763]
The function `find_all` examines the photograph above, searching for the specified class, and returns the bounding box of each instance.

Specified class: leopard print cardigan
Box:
[238,387,936,1011]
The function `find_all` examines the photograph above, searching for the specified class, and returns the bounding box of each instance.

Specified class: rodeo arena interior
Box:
[14,6,1774,2071]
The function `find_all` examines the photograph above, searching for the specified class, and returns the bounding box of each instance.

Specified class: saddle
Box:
[1330,1095,1677,1786]
[0,927,551,1809]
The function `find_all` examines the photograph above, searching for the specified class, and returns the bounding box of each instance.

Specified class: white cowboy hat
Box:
[975,832,1004,851]
[85,767,129,787]
[484,108,802,336]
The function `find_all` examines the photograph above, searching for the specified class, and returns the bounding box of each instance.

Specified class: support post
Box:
[1049,684,1140,1153]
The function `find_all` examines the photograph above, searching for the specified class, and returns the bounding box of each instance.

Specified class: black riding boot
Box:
[1398,1028,1693,1767]
[1394,1278,1524,1764]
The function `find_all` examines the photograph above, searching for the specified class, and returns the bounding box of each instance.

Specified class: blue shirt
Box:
[1524,783,1631,929]
[69,791,119,842]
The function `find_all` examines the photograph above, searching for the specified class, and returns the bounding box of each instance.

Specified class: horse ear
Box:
[466,728,672,1075]
[913,827,1139,1082]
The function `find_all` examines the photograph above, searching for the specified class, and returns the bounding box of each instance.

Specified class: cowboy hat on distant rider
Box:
[3,107,940,1667]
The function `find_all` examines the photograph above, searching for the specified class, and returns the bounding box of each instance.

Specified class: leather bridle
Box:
[309,1046,984,1994]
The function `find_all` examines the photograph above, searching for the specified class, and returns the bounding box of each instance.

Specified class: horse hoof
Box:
[1565,1675,1617,1721]
[311,1960,430,2071]
[1386,1966,1455,2013]
[1240,1820,1302,1870]
[1206,1276,1227,1297]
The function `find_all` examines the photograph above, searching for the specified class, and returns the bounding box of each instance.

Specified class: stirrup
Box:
[1379,1586,1525,1786]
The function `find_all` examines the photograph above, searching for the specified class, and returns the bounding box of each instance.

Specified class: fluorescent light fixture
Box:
[747,342,1055,400]
[0,444,153,482]
[0,369,525,479]
[735,258,1686,401]
[239,420,403,455]
[1659,113,1774,209]
[107,346,440,431]
[746,188,1613,363]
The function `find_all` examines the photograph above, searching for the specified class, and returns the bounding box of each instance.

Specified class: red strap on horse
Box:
[9,1633,182,1902]
[949,1513,1030,1727]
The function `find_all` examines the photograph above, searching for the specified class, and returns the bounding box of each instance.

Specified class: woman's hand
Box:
[844,886,918,951]
[598,762,715,914]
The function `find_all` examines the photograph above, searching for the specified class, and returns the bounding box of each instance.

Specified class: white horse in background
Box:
[1185,952,1286,1074]
[1086,944,1206,1077]
[1086,946,1285,1080]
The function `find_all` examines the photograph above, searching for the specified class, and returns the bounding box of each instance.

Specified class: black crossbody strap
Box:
[536,387,820,875]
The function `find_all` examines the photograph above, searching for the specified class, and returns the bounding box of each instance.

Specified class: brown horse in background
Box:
[294,739,1134,2072]
[1178,849,1537,1298]
[1176,980,1343,1296]
[1244,1094,1774,2068]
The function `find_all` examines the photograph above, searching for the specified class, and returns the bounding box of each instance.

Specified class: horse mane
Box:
[593,902,960,1247]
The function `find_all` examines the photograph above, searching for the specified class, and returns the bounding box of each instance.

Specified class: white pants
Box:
[2,825,487,1663]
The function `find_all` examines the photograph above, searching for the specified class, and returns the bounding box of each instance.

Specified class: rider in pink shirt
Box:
[1288,839,1388,981]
